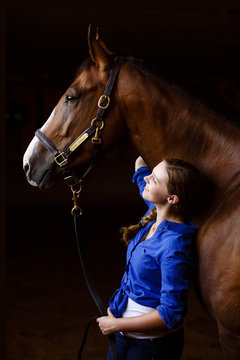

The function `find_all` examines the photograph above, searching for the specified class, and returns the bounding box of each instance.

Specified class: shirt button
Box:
[164,220,167,223]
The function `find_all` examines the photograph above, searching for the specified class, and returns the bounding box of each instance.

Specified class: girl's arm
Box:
[96,308,168,336]
[132,157,153,210]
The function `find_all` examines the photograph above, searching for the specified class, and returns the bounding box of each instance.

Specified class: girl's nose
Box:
[144,175,149,183]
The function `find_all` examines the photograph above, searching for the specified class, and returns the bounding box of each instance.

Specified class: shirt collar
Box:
[157,219,198,235]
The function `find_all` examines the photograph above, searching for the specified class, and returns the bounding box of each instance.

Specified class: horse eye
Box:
[65,94,78,104]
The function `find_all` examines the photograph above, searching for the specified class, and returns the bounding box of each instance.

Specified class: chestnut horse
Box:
[23,28,240,359]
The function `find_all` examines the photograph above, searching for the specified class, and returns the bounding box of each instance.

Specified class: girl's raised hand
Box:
[135,156,147,171]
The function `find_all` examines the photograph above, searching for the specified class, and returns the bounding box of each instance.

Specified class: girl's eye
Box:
[151,175,156,184]
[65,94,78,104]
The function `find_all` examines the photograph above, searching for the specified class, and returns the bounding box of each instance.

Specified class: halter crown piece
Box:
[35,56,124,215]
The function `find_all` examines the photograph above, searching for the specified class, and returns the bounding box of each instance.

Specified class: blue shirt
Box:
[109,166,198,329]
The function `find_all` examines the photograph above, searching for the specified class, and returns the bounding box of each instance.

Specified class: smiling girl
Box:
[97,156,201,360]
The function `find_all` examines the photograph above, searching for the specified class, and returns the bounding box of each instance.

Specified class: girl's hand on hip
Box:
[96,307,117,336]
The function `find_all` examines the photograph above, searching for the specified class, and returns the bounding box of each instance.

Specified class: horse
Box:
[23,26,240,359]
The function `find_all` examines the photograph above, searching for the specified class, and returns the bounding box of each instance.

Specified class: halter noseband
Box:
[35,56,124,214]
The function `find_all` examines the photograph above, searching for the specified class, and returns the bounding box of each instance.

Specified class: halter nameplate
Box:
[69,133,89,152]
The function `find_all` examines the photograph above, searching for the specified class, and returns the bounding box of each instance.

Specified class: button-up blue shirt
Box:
[109,167,198,329]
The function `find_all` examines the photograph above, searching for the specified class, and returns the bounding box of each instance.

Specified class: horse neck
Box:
[118,63,240,191]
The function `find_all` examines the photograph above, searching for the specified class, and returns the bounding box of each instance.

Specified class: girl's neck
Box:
[155,207,185,226]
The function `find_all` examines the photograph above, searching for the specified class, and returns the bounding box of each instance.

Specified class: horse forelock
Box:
[73,58,108,90]
[75,58,94,78]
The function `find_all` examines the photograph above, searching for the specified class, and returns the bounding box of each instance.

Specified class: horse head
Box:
[23,26,125,189]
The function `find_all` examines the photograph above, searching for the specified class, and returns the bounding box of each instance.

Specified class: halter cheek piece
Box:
[35,56,124,215]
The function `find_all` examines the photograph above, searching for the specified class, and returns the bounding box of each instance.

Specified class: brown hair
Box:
[121,159,201,245]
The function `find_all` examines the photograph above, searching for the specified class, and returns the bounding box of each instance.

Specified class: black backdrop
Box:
[3,4,240,360]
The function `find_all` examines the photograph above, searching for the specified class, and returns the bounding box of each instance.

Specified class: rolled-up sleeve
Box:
[132,166,151,190]
[132,167,153,209]
[157,245,194,329]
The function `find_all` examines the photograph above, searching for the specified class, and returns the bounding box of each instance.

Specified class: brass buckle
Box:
[98,95,110,109]
[64,175,77,187]
[91,127,101,144]
[90,118,104,144]
[70,184,83,216]
[54,152,68,166]
[91,118,104,130]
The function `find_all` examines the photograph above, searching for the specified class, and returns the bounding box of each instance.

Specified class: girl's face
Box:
[143,161,170,205]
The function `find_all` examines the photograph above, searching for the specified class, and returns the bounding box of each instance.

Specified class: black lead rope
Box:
[74,213,118,360]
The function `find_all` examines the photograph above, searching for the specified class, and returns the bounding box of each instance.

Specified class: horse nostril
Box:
[23,163,29,174]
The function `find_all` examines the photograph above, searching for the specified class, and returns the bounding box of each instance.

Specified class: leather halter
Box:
[35,56,124,214]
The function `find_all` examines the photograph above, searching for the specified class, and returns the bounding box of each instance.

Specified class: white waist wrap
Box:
[121,297,162,339]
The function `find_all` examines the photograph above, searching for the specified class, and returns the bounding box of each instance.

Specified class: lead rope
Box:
[69,140,118,360]
[73,212,118,360]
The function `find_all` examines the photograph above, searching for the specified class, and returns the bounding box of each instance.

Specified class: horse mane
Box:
[125,56,240,131]
[75,56,240,131]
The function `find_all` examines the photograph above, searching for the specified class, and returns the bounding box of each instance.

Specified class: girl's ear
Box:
[167,195,179,205]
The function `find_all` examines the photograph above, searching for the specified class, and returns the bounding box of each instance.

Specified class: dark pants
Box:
[107,328,184,360]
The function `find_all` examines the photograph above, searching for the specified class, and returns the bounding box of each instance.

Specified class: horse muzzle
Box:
[23,136,59,189]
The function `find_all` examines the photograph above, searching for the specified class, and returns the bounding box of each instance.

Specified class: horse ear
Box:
[88,24,111,73]
[96,27,113,55]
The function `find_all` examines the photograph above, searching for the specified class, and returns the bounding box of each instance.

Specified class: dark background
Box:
[2,4,240,360]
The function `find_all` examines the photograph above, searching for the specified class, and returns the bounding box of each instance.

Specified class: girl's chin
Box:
[142,190,150,201]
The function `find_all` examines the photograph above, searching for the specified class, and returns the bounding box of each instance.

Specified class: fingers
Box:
[96,317,106,335]
[96,312,115,336]
[107,307,113,316]
[135,156,147,171]
[98,324,107,336]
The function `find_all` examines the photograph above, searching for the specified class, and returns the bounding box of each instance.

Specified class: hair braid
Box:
[121,208,157,246]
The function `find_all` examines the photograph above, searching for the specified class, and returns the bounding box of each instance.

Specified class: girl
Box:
[97,156,201,360]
